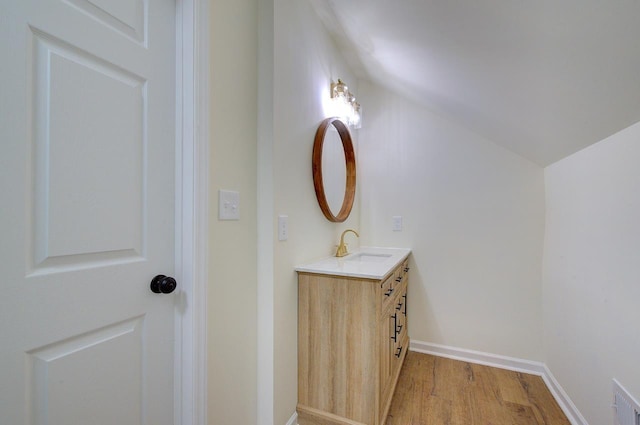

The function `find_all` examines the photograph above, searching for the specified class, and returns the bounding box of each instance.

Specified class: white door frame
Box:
[175,1,209,425]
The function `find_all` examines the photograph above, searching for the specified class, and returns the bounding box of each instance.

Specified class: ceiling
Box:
[309,0,640,166]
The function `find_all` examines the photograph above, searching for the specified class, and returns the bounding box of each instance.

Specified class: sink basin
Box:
[295,247,410,279]
[344,252,392,263]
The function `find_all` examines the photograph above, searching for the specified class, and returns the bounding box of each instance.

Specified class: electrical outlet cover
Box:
[278,215,288,241]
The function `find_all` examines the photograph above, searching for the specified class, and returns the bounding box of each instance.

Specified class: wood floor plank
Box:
[517,373,571,425]
[491,367,532,406]
[385,351,571,425]
[504,401,539,425]
[431,356,474,401]
[467,363,510,424]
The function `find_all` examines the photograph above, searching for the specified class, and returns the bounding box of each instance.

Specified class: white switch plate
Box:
[219,190,240,220]
[278,215,288,241]
[392,216,403,231]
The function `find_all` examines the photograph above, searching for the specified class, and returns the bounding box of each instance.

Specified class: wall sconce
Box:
[330,79,361,129]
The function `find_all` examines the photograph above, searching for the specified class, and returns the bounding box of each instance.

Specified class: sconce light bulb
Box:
[329,79,361,129]
[332,79,349,99]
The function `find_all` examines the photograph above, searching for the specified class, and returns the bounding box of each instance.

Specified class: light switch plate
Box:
[219,190,240,220]
[392,216,403,231]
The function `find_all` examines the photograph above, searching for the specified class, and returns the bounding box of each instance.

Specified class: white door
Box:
[0,0,177,424]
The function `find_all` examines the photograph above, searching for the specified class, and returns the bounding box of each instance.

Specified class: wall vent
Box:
[613,379,640,425]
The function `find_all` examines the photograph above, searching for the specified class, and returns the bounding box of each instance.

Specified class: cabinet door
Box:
[379,306,393,418]
[382,304,405,418]
[391,286,408,377]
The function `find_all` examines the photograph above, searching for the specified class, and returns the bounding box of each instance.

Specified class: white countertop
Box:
[294,246,411,280]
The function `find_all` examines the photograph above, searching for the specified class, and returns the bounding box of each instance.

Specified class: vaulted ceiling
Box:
[310,0,640,165]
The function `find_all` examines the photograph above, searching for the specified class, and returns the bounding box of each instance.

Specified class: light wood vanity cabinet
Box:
[297,257,410,425]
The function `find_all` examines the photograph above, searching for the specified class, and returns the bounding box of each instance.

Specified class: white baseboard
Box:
[410,340,546,375]
[409,340,588,425]
[541,364,589,425]
[285,411,298,425]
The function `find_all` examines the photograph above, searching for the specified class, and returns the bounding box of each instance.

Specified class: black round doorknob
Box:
[150,275,177,294]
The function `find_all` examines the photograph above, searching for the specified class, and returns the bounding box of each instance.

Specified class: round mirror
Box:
[322,127,347,214]
[312,117,356,222]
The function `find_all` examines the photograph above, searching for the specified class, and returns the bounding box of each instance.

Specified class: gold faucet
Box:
[335,229,359,257]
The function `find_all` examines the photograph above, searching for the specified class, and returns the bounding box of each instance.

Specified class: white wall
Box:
[543,121,640,425]
[208,0,258,424]
[358,81,546,361]
[271,1,360,423]
[257,0,274,424]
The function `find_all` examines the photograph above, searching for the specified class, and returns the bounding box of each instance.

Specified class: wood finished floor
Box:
[385,352,571,425]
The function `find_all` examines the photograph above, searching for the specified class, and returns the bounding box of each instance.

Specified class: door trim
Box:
[175,0,209,424]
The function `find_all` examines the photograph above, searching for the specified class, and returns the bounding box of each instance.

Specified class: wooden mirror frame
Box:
[312,117,356,222]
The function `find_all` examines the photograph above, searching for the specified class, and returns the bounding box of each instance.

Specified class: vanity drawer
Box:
[380,274,395,310]
[382,263,406,312]
[394,333,409,371]
[400,259,410,280]
[392,286,407,343]
[397,288,408,344]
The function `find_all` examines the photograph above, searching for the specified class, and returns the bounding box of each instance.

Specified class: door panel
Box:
[27,317,144,425]
[31,30,146,272]
[1,0,176,424]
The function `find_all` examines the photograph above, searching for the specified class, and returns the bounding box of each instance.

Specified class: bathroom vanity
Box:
[295,247,411,425]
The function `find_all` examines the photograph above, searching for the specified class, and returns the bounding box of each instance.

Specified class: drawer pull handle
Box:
[395,346,403,358]
[395,276,402,283]
[396,324,403,335]
[396,302,403,311]
[391,313,397,342]
[404,267,410,273]
[384,288,394,297]
[402,294,407,315]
